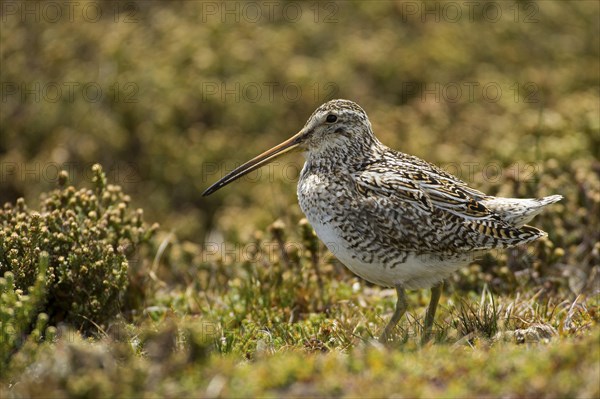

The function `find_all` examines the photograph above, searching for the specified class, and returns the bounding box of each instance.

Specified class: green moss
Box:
[5,323,598,398]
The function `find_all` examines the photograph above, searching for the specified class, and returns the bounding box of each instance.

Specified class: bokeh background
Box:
[1,1,599,397]
[2,0,597,241]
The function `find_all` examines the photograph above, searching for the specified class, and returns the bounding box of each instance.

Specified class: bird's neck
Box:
[303,138,386,172]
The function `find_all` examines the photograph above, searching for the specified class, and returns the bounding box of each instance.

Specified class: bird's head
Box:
[202,99,377,196]
[298,99,376,153]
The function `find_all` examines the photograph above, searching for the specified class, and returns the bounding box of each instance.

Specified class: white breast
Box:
[298,172,469,289]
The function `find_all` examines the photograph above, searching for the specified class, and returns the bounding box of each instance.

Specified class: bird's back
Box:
[351,148,561,251]
[297,146,561,288]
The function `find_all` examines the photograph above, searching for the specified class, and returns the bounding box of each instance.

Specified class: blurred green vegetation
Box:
[2,1,598,240]
[1,0,599,397]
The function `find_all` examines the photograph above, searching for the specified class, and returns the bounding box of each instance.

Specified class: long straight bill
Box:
[202,131,303,196]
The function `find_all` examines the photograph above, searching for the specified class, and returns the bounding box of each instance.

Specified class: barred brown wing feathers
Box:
[463,218,547,249]
[354,160,494,221]
[353,167,433,212]
[352,158,546,251]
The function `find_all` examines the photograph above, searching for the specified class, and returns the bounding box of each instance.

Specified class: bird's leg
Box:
[421,282,443,344]
[379,284,407,344]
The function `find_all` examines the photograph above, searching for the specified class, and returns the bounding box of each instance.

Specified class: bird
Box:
[202,99,562,344]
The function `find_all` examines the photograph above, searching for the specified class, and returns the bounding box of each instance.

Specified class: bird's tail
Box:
[481,194,563,228]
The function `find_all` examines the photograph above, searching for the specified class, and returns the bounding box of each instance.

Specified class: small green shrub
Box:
[0,252,48,373]
[0,165,157,335]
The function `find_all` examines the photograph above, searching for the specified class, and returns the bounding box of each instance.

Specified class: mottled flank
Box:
[203,99,562,343]
[297,100,561,289]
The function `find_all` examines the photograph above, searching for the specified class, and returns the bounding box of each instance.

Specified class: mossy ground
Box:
[1,1,599,398]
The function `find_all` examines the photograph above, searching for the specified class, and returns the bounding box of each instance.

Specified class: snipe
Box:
[203,99,561,343]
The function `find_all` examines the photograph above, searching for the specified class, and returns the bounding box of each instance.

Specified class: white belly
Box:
[306,213,465,289]
[297,166,470,289]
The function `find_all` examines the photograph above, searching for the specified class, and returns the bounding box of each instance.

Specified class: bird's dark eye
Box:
[326,114,337,123]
